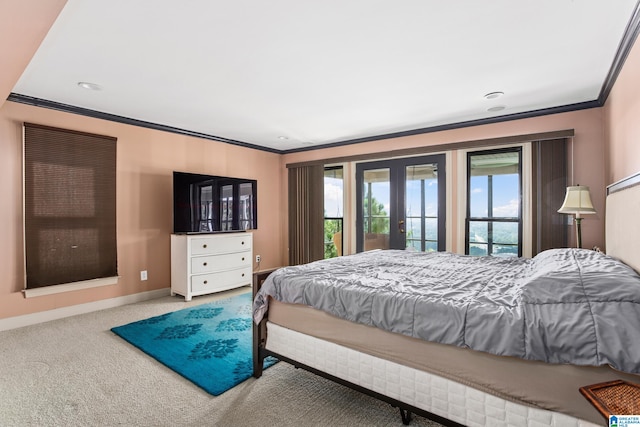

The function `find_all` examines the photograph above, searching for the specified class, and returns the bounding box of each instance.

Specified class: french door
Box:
[356,154,446,252]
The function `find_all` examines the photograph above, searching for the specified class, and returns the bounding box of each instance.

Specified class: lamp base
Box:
[575,217,583,248]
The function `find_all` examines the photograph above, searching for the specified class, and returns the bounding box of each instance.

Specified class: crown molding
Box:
[598,0,640,105]
[7,93,281,154]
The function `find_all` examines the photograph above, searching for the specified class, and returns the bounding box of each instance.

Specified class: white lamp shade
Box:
[558,185,596,215]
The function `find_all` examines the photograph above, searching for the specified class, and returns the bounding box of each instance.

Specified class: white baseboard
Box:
[0,288,171,332]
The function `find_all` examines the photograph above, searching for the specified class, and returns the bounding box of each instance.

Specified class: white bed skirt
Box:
[265,322,600,427]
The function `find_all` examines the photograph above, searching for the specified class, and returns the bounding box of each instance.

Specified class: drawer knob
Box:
[242,273,245,277]
[242,257,245,261]
[203,244,207,248]
[241,241,245,245]
[203,262,207,266]
[204,280,208,284]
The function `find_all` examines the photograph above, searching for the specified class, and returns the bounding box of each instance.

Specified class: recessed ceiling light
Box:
[77,81,102,91]
[277,136,289,140]
[484,91,504,100]
[487,105,506,112]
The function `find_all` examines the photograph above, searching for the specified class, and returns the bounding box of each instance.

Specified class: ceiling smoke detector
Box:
[77,81,102,91]
[484,91,504,100]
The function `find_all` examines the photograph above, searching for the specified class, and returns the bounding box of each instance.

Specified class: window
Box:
[23,123,118,293]
[324,166,343,258]
[466,148,522,257]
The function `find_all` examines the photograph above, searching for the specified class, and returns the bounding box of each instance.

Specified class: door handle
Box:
[399,220,405,234]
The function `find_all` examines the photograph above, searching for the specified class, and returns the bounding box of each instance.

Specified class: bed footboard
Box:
[252,316,267,378]
[252,268,279,378]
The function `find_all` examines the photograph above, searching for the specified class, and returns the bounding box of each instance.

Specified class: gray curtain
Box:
[288,164,324,265]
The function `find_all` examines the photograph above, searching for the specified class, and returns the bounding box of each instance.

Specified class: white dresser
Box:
[170,232,252,301]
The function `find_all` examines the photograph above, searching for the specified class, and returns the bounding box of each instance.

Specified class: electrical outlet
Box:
[256,255,261,263]
[140,270,148,281]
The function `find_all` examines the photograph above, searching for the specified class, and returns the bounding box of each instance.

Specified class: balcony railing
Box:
[324,217,343,258]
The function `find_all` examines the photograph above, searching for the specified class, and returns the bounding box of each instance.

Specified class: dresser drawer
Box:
[191,251,251,274]
[191,267,251,292]
[190,233,251,255]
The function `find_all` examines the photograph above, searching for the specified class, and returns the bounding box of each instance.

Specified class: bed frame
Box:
[252,309,456,425]
[253,171,640,426]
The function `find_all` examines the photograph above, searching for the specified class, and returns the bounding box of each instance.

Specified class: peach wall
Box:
[283,108,607,254]
[0,0,67,107]
[604,33,640,184]
[0,101,284,319]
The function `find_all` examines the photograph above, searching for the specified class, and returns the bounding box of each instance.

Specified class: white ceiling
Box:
[11,0,640,152]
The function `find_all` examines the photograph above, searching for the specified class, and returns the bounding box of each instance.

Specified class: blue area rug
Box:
[111,291,277,395]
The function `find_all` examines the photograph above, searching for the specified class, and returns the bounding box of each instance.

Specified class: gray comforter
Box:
[253,248,640,373]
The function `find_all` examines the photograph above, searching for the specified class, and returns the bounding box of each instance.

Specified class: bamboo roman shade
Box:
[23,123,117,289]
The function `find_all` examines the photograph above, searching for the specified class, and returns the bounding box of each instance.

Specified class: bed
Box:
[252,173,640,427]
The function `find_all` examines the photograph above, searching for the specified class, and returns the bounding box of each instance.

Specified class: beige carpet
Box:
[0,288,444,427]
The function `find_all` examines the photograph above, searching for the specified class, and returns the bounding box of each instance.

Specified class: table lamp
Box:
[558,185,596,248]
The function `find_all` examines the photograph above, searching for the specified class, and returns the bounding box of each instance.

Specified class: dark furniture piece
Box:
[252,267,281,377]
[579,380,640,420]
